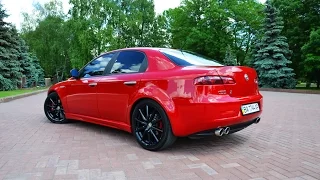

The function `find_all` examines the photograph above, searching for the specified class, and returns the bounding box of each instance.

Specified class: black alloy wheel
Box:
[44,92,68,123]
[132,100,176,151]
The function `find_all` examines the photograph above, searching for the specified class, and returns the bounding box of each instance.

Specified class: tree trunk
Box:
[306,82,311,88]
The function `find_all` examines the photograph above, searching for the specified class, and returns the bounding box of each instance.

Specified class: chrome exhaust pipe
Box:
[254,117,261,124]
[215,128,224,136]
[223,127,230,135]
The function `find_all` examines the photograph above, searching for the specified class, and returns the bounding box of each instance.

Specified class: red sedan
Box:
[44,47,263,151]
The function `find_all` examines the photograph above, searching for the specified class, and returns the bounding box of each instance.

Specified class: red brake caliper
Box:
[51,102,55,111]
[159,121,163,129]
[158,121,163,135]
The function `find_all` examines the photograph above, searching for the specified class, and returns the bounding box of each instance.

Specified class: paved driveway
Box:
[0,92,320,180]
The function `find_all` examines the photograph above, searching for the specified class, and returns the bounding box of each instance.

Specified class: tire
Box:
[131,99,177,151]
[44,92,68,124]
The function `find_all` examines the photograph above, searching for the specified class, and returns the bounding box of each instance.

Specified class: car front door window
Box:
[80,53,115,78]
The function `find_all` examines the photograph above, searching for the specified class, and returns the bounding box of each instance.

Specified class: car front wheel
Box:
[44,92,68,124]
[131,99,176,151]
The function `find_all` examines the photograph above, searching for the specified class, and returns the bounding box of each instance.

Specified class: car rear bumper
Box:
[188,117,260,138]
[169,93,263,137]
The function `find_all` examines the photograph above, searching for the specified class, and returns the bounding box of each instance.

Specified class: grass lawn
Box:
[296,83,320,90]
[0,87,47,98]
[296,82,317,88]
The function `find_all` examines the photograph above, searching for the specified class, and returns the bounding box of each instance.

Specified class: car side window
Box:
[110,51,145,74]
[80,53,115,78]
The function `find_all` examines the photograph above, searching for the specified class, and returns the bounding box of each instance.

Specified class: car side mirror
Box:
[70,69,79,79]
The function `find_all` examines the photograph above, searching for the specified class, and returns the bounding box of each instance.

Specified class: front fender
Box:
[47,81,69,113]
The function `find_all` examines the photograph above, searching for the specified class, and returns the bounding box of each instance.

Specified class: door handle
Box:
[88,82,97,87]
[123,81,136,86]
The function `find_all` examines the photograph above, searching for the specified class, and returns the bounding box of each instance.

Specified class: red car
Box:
[44,47,263,151]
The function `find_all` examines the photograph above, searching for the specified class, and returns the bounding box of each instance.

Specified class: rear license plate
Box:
[241,103,260,115]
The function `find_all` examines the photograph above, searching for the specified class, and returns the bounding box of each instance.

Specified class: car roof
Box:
[102,47,178,54]
[118,47,171,51]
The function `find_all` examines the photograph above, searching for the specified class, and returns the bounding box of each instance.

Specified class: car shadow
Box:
[167,135,248,152]
[55,119,249,154]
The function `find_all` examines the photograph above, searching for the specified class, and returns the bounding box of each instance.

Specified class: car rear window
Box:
[160,49,223,66]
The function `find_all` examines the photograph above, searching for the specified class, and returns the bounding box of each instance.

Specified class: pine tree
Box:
[0,4,22,90]
[0,3,11,90]
[31,54,45,86]
[248,39,261,67]
[18,38,36,87]
[252,0,296,89]
[223,45,237,66]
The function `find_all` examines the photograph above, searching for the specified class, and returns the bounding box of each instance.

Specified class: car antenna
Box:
[179,39,187,55]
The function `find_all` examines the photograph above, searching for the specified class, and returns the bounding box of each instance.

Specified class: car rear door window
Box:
[80,53,115,78]
[110,51,146,74]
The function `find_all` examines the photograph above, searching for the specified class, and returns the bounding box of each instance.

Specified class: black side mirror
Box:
[70,69,79,79]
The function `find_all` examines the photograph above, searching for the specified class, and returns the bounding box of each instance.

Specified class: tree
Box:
[247,38,262,66]
[273,0,320,79]
[164,0,233,62]
[22,1,71,80]
[252,0,296,89]
[23,0,169,72]
[68,0,110,67]
[164,0,264,63]
[0,3,11,90]
[147,15,170,47]
[30,54,45,86]
[222,0,264,65]
[18,38,45,87]
[223,45,237,66]
[301,29,320,88]
[0,3,22,90]
[18,38,35,87]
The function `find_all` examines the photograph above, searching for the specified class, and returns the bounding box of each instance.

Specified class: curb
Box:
[260,88,320,95]
[0,89,48,103]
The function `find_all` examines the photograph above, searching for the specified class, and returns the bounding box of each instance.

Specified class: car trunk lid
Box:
[214,66,259,97]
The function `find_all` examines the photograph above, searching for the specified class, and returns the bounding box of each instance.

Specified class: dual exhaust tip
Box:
[215,117,261,137]
[214,127,230,136]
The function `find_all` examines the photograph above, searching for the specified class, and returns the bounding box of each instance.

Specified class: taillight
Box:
[222,77,235,84]
[194,76,235,85]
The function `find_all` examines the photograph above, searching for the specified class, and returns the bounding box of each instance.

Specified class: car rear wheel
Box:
[44,92,68,124]
[131,100,176,151]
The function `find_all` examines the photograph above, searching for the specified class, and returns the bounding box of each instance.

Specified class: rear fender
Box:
[127,83,179,134]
